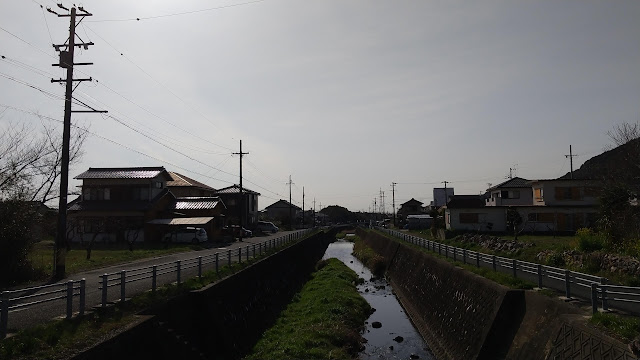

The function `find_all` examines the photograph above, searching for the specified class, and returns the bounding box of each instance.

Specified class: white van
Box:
[163,227,208,244]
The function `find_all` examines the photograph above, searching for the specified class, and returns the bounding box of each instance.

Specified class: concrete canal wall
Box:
[72,229,334,360]
[356,228,636,360]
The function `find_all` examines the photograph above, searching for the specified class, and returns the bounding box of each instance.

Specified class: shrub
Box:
[547,252,566,267]
[576,228,605,252]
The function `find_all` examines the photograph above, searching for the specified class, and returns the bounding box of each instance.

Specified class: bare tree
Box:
[0,121,87,203]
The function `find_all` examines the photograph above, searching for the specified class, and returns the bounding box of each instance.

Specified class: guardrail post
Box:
[101,274,108,307]
[1,291,8,339]
[445,246,449,259]
[463,249,467,264]
[537,264,543,288]
[120,270,126,303]
[591,283,598,314]
[452,247,456,262]
[438,243,441,256]
[238,248,242,263]
[492,256,497,271]
[176,260,181,285]
[246,246,249,262]
[198,256,202,279]
[512,259,517,278]
[564,270,571,299]
[152,266,157,293]
[259,243,262,255]
[215,253,219,273]
[253,244,256,258]
[601,286,609,311]
[79,279,86,316]
[66,280,74,318]
[228,249,232,266]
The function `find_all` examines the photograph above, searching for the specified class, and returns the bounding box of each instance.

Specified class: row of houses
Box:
[66,166,301,243]
[397,177,603,234]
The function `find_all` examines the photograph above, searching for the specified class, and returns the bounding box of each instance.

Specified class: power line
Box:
[87,0,266,22]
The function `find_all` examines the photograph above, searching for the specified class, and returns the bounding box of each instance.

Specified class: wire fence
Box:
[379,228,640,315]
[1,229,315,339]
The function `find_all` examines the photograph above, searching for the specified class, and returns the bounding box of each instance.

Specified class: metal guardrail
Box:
[97,229,314,307]
[1,279,85,339]
[380,228,640,315]
[0,229,314,339]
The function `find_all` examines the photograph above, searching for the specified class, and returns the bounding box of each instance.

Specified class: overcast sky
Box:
[2,0,639,212]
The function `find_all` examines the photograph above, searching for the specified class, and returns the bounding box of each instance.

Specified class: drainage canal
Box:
[323,237,435,360]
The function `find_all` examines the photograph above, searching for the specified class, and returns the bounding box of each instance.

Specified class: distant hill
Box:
[559,138,640,181]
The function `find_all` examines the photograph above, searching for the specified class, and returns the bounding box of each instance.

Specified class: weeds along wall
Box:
[72,230,334,360]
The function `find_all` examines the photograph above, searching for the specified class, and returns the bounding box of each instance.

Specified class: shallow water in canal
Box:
[322,239,435,360]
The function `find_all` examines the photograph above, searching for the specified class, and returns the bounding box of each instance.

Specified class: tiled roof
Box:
[446,195,485,209]
[265,199,301,210]
[75,167,171,180]
[488,177,531,190]
[401,198,423,206]
[172,197,223,210]
[167,172,216,191]
[214,184,260,195]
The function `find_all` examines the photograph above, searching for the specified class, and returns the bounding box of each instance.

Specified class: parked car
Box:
[163,227,208,244]
[255,221,279,234]
[223,225,253,239]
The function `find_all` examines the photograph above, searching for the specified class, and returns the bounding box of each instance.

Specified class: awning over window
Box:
[147,217,214,226]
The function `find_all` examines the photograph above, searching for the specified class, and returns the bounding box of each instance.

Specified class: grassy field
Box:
[243,258,372,360]
[27,240,198,281]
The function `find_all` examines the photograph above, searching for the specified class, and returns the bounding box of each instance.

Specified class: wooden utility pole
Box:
[287,175,294,229]
[233,140,248,241]
[565,145,577,179]
[48,4,105,279]
[442,181,450,207]
[302,186,305,228]
[391,182,397,227]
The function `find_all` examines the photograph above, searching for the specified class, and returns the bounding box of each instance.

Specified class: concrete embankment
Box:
[356,229,636,360]
[72,229,335,360]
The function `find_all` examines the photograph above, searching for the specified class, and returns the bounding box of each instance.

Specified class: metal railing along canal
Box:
[379,228,640,315]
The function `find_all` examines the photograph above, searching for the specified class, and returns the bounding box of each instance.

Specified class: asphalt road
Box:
[4,230,304,333]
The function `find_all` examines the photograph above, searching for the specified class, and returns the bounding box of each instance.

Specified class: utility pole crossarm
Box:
[232,140,249,241]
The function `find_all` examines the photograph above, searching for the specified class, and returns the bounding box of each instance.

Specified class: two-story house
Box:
[397,198,424,218]
[67,167,174,243]
[264,199,301,224]
[445,178,602,233]
[68,167,229,243]
[213,185,260,228]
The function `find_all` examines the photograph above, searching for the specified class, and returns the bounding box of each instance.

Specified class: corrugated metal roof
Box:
[172,197,221,210]
[75,167,169,180]
[214,184,260,195]
[167,172,216,190]
[68,200,151,212]
[148,217,214,225]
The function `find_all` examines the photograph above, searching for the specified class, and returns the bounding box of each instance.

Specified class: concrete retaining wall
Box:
[73,230,334,360]
[356,229,636,360]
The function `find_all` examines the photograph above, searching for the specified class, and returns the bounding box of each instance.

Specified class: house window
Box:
[528,213,555,222]
[501,190,520,199]
[459,213,479,224]
[534,188,543,201]
[132,188,149,200]
[154,181,163,189]
[555,187,582,200]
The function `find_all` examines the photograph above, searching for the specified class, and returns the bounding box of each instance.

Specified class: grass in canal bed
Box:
[351,235,386,277]
[244,258,372,360]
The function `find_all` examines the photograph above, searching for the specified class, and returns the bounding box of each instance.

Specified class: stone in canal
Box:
[410,354,420,359]
[393,336,404,343]
[372,321,382,328]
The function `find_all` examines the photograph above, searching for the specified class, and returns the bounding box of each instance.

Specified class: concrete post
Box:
[176,260,181,285]
[564,270,571,299]
[537,264,543,288]
[0,291,8,339]
[66,280,73,318]
[120,270,126,303]
[79,279,85,316]
[198,256,202,279]
[101,274,108,307]
[152,266,157,293]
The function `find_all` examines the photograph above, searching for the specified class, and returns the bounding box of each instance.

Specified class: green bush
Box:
[547,252,566,267]
[576,228,605,252]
